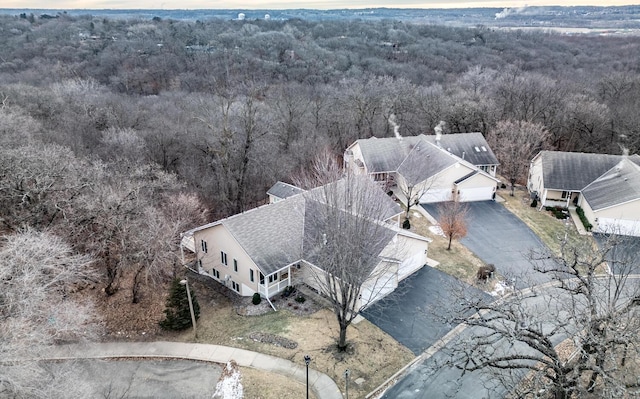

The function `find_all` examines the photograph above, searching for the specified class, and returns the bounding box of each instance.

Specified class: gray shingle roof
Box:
[396,138,458,186]
[302,199,397,278]
[267,181,304,200]
[223,196,305,275]
[582,159,640,211]
[541,151,628,191]
[423,132,499,166]
[305,176,402,221]
[356,136,422,173]
[353,133,497,178]
[202,177,402,276]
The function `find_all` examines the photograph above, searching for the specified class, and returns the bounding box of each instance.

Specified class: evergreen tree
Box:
[159,278,200,330]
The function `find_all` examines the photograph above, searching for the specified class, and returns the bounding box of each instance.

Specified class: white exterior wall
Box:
[528,154,545,198]
[455,173,497,202]
[193,225,260,297]
[586,199,640,236]
[345,143,368,175]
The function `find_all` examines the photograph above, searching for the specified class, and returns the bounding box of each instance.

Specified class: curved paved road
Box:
[14,341,342,399]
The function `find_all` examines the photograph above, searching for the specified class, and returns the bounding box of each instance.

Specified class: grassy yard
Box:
[168,276,415,399]
[407,209,486,285]
[499,187,588,256]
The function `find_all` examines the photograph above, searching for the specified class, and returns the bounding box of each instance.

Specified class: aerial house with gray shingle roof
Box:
[528,151,640,236]
[344,134,499,203]
[180,176,431,309]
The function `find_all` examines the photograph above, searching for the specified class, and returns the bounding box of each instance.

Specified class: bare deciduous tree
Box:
[302,164,403,351]
[0,229,99,398]
[445,235,640,399]
[438,201,468,250]
[487,120,550,196]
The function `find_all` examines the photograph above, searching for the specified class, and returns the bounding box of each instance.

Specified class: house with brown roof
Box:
[344,133,499,203]
[180,176,431,309]
[528,151,640,236]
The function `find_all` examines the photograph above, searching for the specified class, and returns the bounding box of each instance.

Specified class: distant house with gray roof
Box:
[267,181,305,203]
[528,151,640,236]
[344,134,499,203]
[180,176,431,308]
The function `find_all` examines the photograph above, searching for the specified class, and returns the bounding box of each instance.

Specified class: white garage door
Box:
[420,188,452,204]
[359,271,397,308]
[596,218,640,237]
[398,251,426,281]
[458,186,495,202]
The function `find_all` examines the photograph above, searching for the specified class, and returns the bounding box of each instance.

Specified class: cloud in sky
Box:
[3,0,637,9]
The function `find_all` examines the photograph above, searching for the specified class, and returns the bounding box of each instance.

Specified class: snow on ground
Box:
[490,280,512,297]
[212,360,243,399]
[428,225,446,237]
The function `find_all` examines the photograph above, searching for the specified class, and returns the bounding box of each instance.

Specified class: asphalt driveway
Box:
[594,233,640,274]
[362,266,490,355]
[423,201,554,289]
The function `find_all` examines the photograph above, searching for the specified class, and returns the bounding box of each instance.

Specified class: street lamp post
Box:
[179,279,197,339]
[304,355,311,399]
[344,369,350,399]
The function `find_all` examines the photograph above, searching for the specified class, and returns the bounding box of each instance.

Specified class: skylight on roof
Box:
[481,146,487,152]
[474,146,480,152]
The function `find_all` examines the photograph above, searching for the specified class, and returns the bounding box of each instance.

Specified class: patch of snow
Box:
[212,360,243,399]
[428,225,446,237]
[411,211,422,218]
[490,280,512,297]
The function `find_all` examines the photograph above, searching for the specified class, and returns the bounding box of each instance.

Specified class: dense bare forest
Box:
[1,12,640,334]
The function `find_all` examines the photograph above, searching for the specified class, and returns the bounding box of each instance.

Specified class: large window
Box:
[231,281,240,292]
[221,251,228,266]
[200,239,208,253]
[268,274,279,284]
[211,269,220,279]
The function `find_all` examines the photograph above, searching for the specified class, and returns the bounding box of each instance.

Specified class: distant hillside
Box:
[1,5,640,32]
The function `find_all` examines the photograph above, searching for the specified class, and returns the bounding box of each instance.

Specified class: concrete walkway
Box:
[568,206,589,235]
[27,341,343,399]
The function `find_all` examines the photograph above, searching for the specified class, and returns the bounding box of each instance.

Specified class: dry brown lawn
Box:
[167,275,415,399]
[499,187,586,256]
[406,209,489,286]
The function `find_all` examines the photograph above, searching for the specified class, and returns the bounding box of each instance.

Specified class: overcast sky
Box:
[4,1,638,10]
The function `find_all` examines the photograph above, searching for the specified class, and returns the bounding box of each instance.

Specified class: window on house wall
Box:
[221,251,228,266]
[268,274,279,284]
[212,269,220,279]
[233,259,238,272]
[231,281,239,292]
[201,239,208,253]
[250,269,254,282]
[561,191,569,199]
[259,272,265,285]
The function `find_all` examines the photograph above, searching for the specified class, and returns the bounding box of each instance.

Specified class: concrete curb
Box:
[15,342,343,399]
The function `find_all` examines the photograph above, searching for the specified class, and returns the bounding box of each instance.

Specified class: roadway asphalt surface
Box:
[362,266,491,355]
[381,276,640,399]
[423,201,555,289]
[593,233,640,274]
[378,201,561,398]
[56,359,221,398]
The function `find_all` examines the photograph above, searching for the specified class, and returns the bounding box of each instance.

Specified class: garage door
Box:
[420,188,452,204]
[596,218,640,237]
[458,186,495,202]
[359,271,397,308]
